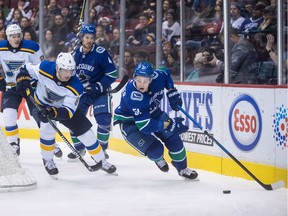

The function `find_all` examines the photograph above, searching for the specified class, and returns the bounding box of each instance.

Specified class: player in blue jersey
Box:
[67,24,117,161]
[0,24,62,158]
[15,52,116,177]
[114,61,198,179]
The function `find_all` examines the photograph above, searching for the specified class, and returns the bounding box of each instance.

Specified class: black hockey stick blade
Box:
[108,75,129,93]
[178,106,285,191]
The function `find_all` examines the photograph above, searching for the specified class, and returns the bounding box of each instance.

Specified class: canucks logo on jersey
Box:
[3,60,25,77]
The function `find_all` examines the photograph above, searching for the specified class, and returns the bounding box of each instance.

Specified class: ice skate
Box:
[101,159,117,175]
[178,168,199,180]
[54,144,63,158]
[67,148,86,162]
[155,158,169,172]
[10,138,20,156]
[42,158,59,179]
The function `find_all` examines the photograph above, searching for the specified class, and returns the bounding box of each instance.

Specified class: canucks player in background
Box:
[0,24,62,157]
[15,52,116,177]
[67,24,117,161]
[114,61,198,179]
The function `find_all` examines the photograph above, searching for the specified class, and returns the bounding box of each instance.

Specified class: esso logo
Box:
[229,94,262,151]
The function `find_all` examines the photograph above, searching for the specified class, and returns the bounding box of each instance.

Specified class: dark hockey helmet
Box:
[134,61,154,78]
[81,24,96,35]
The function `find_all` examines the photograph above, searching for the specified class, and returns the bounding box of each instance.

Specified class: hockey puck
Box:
[223,190,231,194]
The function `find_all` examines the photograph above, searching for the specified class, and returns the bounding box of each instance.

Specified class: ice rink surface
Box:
[0,139,287,216]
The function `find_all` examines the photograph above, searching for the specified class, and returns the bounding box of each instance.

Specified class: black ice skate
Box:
[101,159,117,175]
[67,148,86,162]
[155,158,169,172]
[10,138,20,156]
[178,168,198,180]
[43,158,59,179]
[54,144,63,158]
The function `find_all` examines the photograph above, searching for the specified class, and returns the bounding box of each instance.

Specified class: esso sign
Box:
[229,94,262,151]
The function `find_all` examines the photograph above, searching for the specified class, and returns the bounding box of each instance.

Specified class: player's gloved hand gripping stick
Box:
[25,89,102,172]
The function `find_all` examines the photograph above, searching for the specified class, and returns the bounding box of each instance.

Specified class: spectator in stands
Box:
[185,52,203,82]
[258,5,277,32]
[191,0,216,15]
[51,14,70,54]
[69,0,82,19]
[42,28,57,61]
[203,0,223,32]
[162,0,171,21]
[161,40,174,65]
[95,25,110,49]
[46,0,61,16]
[165,50,180,77]
[239,4,265,34]
[133,50,149,66]
[109,27,120,56]
[98,16,112,34]
[88,8,98,27]
[20,17,37,41]
[65,21,79,53]
[129,12,156,46]
[0,0,10,18]
[229,2,245,32]
[162,9,180,42]
[23,30,33,40]
[6,0,32,20]
[5,8,23,26]
[196,46,221,83]
[211,28,259,84]
[61,5,73,33]
[124,50,135,78]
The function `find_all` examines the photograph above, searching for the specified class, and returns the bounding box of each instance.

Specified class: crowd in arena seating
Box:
[0,0,287,84]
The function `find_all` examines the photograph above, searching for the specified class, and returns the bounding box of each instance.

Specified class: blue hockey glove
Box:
[16,72,31,98]
[0,76,6,92]
[166,88,182,111]
[85,82,105,99]
[166,117,188,134]
[38,107,57,123]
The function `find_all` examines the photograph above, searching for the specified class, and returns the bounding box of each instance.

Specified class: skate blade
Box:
[183,176,200,181]
[67,158,80,163]
[101,169,118,176]
[50,174,58,180]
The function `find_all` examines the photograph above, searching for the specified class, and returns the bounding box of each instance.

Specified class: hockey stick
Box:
[178,106,285,191]
[70,0,87,56]
[26,90,101,172]
[108,75,129,93]
[84,75,129,94]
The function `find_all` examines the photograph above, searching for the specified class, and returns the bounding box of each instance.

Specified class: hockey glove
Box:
[166,88,182,111]
[38,107,57,123]
[0,76,6,92]
[85,82,105,99]
[166,117,188,134]
[16,72,31,98]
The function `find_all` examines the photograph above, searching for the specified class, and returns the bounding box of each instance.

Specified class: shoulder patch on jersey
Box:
[0,40,9,51]
[66,76,84,96]
[39,60,55,79]
[20,40,40,54]
[130,91,143,101]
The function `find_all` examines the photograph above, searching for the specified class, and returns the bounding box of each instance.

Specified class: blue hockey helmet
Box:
[134,61,154,78]
[80,24,96,35]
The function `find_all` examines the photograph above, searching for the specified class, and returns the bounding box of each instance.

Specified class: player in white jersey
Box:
[15,52,116,176]
[0,24,62,157]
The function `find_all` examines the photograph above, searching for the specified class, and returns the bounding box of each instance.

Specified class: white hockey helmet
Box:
[56,52,76,75]
[6,24,23,39]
